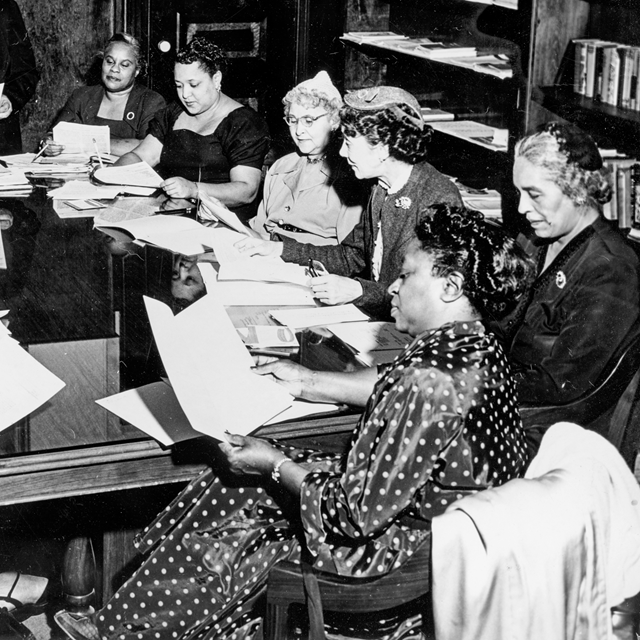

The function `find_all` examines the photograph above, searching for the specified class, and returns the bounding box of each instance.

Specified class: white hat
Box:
[296,71,342,104]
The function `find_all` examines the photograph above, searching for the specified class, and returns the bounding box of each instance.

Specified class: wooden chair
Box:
[519,327,640,469]
[264,537,432,640]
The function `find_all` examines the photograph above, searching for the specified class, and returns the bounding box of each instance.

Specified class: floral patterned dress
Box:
[96,321,528,640]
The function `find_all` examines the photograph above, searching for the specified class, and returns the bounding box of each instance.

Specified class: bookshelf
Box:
[340,0,534,230]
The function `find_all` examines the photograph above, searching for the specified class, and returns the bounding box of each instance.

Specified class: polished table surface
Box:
[0,186,362,505]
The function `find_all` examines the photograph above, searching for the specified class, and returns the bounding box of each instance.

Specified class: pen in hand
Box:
[31,143,49,163]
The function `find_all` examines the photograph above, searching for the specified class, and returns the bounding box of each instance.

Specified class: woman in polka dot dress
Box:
[56,205,533,640]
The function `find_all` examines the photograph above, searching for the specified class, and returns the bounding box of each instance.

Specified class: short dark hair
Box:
[415,205,534,320]
[175,36,227,77]
[340,104,432,164]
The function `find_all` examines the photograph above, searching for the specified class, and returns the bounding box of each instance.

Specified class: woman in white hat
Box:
[246,71,367,246]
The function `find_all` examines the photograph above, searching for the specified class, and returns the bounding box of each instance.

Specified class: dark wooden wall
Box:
[16,0,113,153]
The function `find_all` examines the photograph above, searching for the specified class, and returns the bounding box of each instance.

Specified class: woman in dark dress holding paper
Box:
[42,33,165,158]
[115,37,270,222]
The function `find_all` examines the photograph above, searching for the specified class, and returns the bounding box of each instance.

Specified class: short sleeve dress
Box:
[148,102,270,221]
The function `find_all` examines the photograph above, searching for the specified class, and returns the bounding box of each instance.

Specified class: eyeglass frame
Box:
[283,112,329,128]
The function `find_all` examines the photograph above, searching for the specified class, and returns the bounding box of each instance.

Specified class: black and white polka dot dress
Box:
[97,320,527,640]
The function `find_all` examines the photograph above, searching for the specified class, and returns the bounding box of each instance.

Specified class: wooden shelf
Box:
[537,86,640,155]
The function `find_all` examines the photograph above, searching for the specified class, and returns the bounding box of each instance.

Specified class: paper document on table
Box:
[53,122,110,155]
[270,304,369,329]
[143,295,293,439]
[213,279,315,306]
[197,194,250,235]
[203,226,247,263]
[47,180,122,200]
[218,259,310,286]
[92,161,163,189]
[94,214,212,255]
[97,381,201,446]
[327,321,408,353]
[0,335,66,430]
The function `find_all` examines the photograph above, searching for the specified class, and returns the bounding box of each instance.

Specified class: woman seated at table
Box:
[236,85,462,319]
[42,33,165,158]
[115,36,270,221]
[244,71,366,245]
[55,206,531,640]
[497,121,640,408]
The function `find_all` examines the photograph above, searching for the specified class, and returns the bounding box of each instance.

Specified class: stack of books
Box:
[572,38,640,111]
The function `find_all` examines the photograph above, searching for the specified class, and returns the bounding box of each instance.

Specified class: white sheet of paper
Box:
[203,226,248,263]
[326,321,409,355]
[0,336,66,430]
[96,381,200,446]
[213,280,315,306]
[47,180,122,200]
[93,161,163,188]
[218,259,310,286]
[270,304,369,329]
[197,194,251,235]
[53,122,111,155]
[143,295,293,439]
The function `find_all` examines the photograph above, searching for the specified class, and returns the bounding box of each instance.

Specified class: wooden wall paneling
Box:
[527,0,589,131]
[16,0,114,153]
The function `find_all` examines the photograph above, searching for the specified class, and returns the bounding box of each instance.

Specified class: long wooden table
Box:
[0,186,362,602]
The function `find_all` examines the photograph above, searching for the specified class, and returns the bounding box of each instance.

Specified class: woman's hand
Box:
[252,360,314,398]
[309,275,363,306]
[161,176,197,200]
[234,236,283,258]
[159,197,194,212]
[0,96,13,120]
[218,433,283,477]
[42,136,64,157]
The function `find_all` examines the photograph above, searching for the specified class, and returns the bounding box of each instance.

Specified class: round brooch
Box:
[126,111,135,121]
[395,196,411,210]
[555,270,567,289]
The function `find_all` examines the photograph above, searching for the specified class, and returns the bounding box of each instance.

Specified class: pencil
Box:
[31,143,49,163]
[92,138,105,169]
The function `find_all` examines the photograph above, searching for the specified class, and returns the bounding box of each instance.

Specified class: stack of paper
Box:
[458,184,502,219]
[270,305,369,330]
[52,122,110,156]
[0,167,32,196]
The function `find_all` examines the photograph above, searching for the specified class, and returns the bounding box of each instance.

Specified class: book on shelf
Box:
[342,31,408,44]
[413,41,477,59]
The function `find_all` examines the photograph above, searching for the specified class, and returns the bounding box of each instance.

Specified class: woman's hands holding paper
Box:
[218,433,282,477]
[161,176,197,199]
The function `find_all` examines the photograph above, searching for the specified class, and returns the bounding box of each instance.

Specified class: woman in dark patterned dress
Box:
[56,206,532,640]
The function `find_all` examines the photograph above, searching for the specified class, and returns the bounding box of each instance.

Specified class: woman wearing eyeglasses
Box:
[244,72,367,246]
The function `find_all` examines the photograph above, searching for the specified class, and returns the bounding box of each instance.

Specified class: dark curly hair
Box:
[175,36,227,77]
[415,204,534,321]
[340,104,432,164]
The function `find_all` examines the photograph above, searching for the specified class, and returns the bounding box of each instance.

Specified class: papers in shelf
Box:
[270,305,369,330]
[421,107,455,122]
[341,31,408,44]
[459,185,502,219]
[429,121,509,152]
[52,122,110,156]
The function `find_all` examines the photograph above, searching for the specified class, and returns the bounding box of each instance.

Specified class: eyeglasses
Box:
[283,113,328,128]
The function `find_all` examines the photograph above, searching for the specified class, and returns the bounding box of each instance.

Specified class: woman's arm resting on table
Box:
[115,134,163,166]
[253,360,377,407]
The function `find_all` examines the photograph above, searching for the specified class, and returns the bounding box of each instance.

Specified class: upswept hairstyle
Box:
[416,204,534,321]
[340,104,432,164]
[175,36,227,77]
[283,87,342,127]
[514,122,612,211]
[103,32,146,76]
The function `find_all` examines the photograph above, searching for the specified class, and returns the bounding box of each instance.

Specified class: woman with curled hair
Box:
[55,206,530,640]
[243,71,367,245]
[43,33,165,157]
[115,36,269,219]
[497,121,640,416]
[237,85,461,319]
